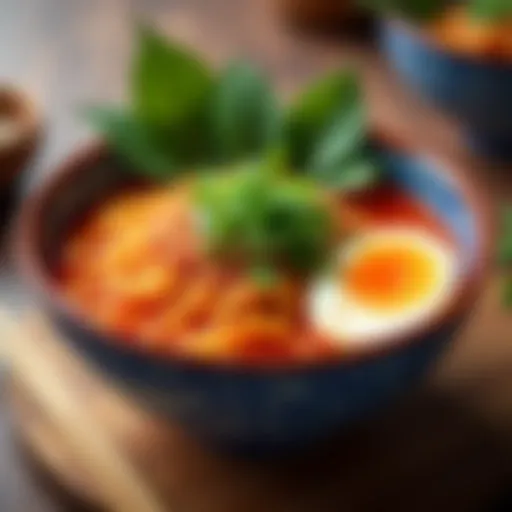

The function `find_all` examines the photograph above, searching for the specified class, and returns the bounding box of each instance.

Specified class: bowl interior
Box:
[378,146,477,270]
[15,140,488,450]
[35,143,480,292]
[37,153,127,272]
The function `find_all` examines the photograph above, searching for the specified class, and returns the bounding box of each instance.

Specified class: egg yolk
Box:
[343,242,443,313]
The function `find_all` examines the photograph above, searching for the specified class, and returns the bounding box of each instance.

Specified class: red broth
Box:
[58,183,453,365]
[344,185,450,241]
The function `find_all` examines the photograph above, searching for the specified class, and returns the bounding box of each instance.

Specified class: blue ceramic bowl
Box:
[381,19,512,162]
[16,134,490,453]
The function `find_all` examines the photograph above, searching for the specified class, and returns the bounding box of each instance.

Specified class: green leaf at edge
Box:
[498,206,512,265]
[209,61,282,163]
[132,25,213,128]
[469,0,512,23]
[308,96,366,174]
[503,279,512,308]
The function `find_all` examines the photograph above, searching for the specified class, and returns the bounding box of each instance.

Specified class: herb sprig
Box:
[195,164,334,281]
[469,0,512,22]
[499,207,512,306]
[87,26,379,277]
[87,26,378,189]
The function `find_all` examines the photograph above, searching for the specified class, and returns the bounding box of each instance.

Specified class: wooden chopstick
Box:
[0,310,166,512]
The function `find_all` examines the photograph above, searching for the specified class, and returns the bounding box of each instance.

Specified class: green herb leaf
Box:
[503,279,512,308]
[210,62,281,162]
[286,69,378,191]
[261,146,289,177]
[132,25,213,128]
[264,182,333,272]
[86,30,380,197]
[85,107,175,179]
[167,102,216,167]
[469,0,512,22]
[286,70,361,170]
[499,206,512,308]
[498,207,512,265]
[308,96,365,173]
[195,169,333,276]
[314,158,380,191]
[361,0,512,23]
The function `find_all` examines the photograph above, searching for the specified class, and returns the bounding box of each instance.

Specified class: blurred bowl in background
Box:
[0,85,41,223]
[381,19,512,163]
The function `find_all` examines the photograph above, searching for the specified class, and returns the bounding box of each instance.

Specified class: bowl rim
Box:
[383,16,512,70]
[14,126,494,374]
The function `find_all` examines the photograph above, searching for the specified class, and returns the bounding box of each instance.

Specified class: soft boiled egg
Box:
[308,228,459,346]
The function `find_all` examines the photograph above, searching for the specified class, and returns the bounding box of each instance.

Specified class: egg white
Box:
[308,228,459,347]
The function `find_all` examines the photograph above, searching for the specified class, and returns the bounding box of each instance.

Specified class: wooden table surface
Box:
[1,0,512,511]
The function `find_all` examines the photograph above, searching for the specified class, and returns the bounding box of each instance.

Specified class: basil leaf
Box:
[262,146,289,177]
[314,158,380,191]
[195,170,332,275]
[469,0,512,22]
[265,184,332,272]
[499,235,512,266]
[308,98,366,173]
[210,62,281,162]
[85,107,174,180]
[499,206,512,308]
[498,207,512,264]
[133,25,213,128]
[286,69,377,192]
[286,70,361,170]
[169,100,216,167]
[86,30,380,202]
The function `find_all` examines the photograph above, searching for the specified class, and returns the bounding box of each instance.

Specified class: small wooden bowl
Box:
[277,0,368,33]
[0,85,41,222]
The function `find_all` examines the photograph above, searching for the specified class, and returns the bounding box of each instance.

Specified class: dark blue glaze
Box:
[34,146,479,454]
[381,20,512,162]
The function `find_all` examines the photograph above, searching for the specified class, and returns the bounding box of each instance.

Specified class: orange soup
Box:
[57,179,456,365]
[427,6,512,60]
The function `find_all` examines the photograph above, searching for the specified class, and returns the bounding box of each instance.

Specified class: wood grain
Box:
[5,291,512,512]
[2,311,166,512]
